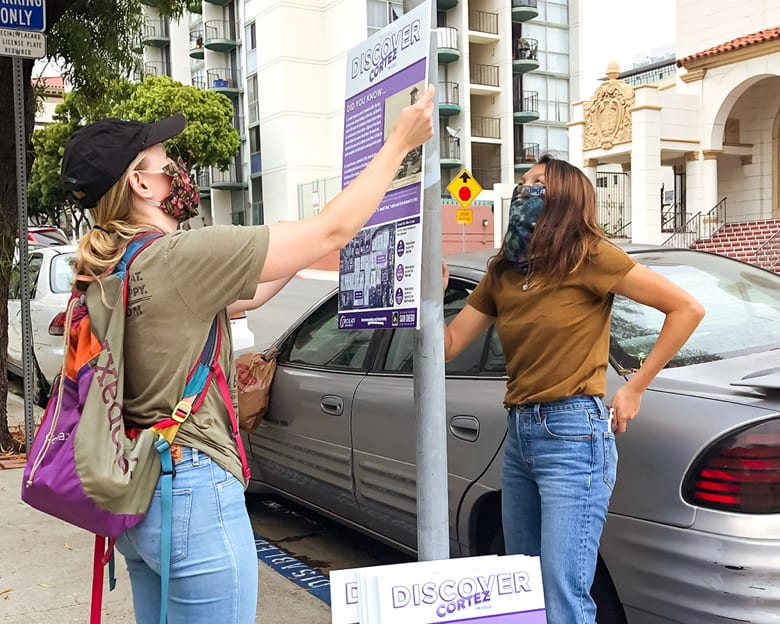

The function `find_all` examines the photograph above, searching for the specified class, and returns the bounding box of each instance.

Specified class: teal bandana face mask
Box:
[504,184,545,273]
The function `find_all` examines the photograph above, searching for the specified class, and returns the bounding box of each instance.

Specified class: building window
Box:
[245,21,256,50]
[367,0,403,37]
[524,74,569,123]
[539,0,568,25]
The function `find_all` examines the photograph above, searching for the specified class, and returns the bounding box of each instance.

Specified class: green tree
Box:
[28,76,239,225]
[0,0,195,452]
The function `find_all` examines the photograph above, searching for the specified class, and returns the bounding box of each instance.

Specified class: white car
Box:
[7,243,254,406]
[7,244,76,406]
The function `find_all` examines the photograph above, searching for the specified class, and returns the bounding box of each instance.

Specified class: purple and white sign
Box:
[338,3,429,331]
[330,555,546,624]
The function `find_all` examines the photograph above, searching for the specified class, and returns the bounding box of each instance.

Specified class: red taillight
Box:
[49,312,67,336]
[683,419,780,514]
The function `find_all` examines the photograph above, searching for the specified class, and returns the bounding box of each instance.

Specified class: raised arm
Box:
[226,274,294,316]
[258,84,435,283]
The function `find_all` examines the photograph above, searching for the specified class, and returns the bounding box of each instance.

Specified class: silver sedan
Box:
[245,245,780,624]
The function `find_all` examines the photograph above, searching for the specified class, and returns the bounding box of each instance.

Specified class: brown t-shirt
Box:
[468,240,636,406]
[121,225,269,483]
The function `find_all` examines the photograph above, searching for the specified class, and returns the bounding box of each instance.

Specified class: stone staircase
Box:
[690,218,780,272]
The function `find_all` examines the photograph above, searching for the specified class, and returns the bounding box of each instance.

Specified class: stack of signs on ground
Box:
[330,554,546,624]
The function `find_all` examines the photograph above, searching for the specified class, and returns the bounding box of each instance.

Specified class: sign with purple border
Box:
[330,554,546,624]
[337,3,429,331]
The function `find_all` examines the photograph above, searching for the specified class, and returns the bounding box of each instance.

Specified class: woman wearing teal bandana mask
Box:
[441,154,705,624]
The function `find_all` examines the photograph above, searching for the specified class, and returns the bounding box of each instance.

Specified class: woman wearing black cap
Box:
[61,85,434,623]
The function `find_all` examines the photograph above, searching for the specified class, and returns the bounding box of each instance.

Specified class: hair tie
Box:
[93,224,112,234]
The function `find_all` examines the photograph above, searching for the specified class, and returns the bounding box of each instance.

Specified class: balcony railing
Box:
[515,142,540,165]
[142,19,170,47]
[514,90,540,123]
[204,19,239,51]
[439,81,460,116]
[211,162,245,189]
[192,74,206,89]
[441,136,461,161]
[512,0,539,23]
[471,116,500,139]
[197,168,210,191]
[189,30,204,57]
[471,63,500,87]
[469,10,498,35]
[206,67,241,94]
[513,37,539,61]
[144,61,164,77]
[437,26,458,49]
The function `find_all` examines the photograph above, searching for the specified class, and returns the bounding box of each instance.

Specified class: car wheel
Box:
[487,526,505,555]
[592,552,627,624]
[31,360,49,408]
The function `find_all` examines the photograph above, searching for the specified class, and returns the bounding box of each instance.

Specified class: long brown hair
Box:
[487,153,605,286]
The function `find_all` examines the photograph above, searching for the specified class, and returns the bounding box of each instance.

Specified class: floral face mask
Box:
[504,184,545,273]
[139,158,200,223]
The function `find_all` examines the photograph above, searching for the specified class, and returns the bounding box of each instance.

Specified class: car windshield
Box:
[50,253,75,293]
[611,250,780,369]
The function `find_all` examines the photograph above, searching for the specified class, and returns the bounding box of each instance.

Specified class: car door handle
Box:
[320,395,344,416]
[449,415,480,442]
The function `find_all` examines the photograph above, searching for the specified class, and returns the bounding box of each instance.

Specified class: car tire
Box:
[487,527,626,624]
[31,360,49,408]
[592,553,628,624]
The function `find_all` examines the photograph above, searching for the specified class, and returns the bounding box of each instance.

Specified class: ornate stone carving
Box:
[583,62,635,150]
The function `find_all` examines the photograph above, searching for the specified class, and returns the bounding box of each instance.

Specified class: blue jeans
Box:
[502,395,617,624]
[115,447,258,624]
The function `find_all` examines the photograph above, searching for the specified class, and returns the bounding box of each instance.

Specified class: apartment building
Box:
[140,0,574,252]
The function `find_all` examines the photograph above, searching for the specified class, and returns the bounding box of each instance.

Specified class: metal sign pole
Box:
[405,0,449,562]
[12,56,35,452]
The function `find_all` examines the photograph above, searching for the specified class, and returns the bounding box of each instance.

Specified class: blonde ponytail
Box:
[73,152,156,290]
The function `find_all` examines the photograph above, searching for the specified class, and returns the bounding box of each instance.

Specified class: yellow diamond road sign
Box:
[447,168,482,209]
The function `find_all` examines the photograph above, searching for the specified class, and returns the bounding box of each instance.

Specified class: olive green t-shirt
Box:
[468,240,636,407]
[122,225,269,484]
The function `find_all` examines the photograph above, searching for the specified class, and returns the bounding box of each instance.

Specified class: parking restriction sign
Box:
[447,168,482,209]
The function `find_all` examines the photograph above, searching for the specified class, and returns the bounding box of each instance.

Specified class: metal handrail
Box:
[754,228,780,271]
[700,197,727,240]
[662,197,726,248]
[662,211,702,248]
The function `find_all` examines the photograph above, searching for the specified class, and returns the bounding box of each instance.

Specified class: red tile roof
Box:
[33,76,65,90]
[677,26,780,67]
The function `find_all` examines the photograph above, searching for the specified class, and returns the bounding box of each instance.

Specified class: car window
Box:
[612,250,780,369]
[483,327,506,373]
[383,280,487,374]
[9,263,20,300]
[286,295,375,370]
[27,254,43,298]
[50,253,75,293]
[32,231,69,246]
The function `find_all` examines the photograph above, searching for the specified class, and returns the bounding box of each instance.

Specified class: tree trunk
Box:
[0,56,36,453]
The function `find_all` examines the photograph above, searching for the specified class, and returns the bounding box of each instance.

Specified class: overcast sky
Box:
[579,0,677,92]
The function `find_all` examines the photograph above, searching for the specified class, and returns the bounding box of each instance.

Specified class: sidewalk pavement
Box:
[1,392,332,623]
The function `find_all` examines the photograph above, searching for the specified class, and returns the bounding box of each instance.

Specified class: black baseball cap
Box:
[61,114,186,209]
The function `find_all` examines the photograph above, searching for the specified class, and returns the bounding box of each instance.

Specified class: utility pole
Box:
[403,0,449,562]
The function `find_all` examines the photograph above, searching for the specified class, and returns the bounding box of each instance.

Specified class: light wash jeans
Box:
[502,395,617,624]
[115,447,258,624]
